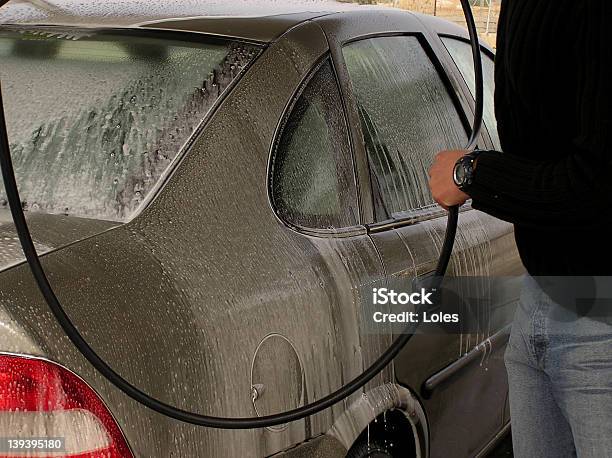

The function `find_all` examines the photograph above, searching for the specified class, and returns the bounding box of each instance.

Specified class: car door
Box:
[336,32,518,457]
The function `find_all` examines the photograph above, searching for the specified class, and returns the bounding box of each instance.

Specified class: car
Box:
[0,1,524,457]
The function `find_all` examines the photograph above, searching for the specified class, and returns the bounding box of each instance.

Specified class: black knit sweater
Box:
[469,0,612,276]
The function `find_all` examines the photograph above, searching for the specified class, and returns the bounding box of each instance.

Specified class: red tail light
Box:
[0,354,133,457]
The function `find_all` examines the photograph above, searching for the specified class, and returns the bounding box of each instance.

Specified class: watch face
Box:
[454,162,467,186]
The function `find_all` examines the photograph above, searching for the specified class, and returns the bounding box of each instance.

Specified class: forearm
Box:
[468,149,612,227]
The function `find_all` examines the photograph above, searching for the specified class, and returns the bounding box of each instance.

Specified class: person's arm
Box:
[468,144,612,227]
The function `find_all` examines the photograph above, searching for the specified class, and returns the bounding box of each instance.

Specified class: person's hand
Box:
[429,150,471,210]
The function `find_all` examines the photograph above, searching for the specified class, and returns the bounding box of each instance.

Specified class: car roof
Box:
[0,0,469,43]
[0,0,363,41]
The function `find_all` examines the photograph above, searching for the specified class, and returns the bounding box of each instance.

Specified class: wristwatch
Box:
[453,150,483,192]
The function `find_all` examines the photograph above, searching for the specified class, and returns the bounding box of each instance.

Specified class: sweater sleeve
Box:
[468,147,612,227]
[469,2,612,228]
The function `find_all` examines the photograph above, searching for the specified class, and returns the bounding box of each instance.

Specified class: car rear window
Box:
[0,28,260,222]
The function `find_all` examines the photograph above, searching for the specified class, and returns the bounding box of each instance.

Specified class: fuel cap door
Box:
[250,334,304,431]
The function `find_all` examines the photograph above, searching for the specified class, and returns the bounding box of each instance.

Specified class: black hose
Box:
[0,0,484,429]
[435,0,484,279]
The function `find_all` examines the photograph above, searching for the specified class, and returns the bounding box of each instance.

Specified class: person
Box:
[428,1,612,457]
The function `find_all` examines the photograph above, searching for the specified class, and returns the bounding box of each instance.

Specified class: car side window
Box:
[271,59,358,230]
[343,36,468,222]
[441,37,500,150]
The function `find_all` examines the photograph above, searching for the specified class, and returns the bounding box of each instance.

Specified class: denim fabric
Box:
[505,275,612,458]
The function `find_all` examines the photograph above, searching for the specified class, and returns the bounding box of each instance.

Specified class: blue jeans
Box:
[505,275,612,458]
